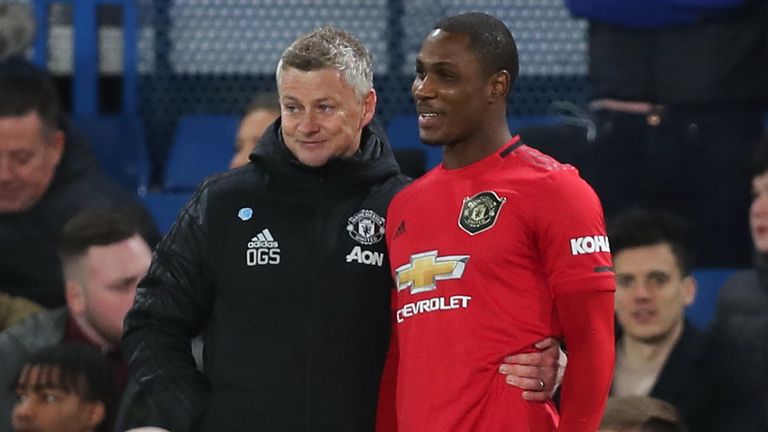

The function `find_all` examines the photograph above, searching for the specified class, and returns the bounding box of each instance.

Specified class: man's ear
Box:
[48,129,65,167]
[359,89,377,128]
[65,280,86,315]
[682,275,697,306]
[86,400,106,428]
[489,70,510,102]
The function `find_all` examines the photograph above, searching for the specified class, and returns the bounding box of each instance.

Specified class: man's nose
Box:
[633,282,652,299]
[12,397,35,420]
[297,111,320,134]
[413,75,436,101]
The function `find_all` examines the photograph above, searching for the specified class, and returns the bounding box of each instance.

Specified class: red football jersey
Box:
[385,138,615,432]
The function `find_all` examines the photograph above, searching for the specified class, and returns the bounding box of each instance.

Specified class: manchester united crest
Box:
[347,209,386,245]
[458,191,507,235]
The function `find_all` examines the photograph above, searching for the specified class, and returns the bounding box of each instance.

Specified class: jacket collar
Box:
[249,117,401,186]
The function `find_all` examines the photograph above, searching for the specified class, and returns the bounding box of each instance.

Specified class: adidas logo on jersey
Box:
[247,229,281,265]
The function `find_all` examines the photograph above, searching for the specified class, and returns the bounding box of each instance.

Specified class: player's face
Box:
[613,243,695,344]
[278,66,376,167]
[412,29,493,147]
[12,365,104,432]
[0,111,64,214]
[230,108,279,169]
[749,171,768,253]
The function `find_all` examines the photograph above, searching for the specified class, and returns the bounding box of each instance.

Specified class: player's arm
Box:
[554,290,614,432]
[498,337,567,401]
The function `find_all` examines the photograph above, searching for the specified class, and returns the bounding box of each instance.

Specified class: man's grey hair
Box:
[0,2,35,61]
[276,26,373,100]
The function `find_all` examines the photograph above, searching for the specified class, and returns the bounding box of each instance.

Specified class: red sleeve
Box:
[554,290,615,432]
[535,169,614,297]
[376,309,398,432]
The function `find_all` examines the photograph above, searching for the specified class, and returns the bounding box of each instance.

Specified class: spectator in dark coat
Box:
[609,209,765,432]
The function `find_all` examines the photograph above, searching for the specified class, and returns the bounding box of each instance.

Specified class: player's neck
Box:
[442,123,512,169]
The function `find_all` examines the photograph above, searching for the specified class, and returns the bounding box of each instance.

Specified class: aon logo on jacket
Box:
[346,246,384,266]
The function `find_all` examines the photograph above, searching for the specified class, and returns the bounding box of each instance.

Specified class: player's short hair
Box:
[433,12,519,85]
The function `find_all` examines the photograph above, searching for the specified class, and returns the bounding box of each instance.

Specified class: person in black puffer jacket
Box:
[121,27,409,432]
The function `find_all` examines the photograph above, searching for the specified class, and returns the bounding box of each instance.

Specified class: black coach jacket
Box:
[122,119,408,432]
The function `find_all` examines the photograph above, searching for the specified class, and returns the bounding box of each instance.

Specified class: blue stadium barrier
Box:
[164,115,240,193]
[687,267,739,330]
[70,115,150,196]
[33,0,139,116]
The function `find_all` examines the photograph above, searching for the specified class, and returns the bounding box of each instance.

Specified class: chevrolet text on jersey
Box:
[396,295,472,323]
[570,235,610,256]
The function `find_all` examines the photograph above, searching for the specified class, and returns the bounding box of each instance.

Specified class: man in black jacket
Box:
[122,26,558,432]
[122,26,407,432]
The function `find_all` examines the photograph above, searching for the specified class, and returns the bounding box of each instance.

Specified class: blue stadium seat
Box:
[70,115,150,196]
[164,115,240,192]
[687,267,739,330]
[141,192,193,235]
